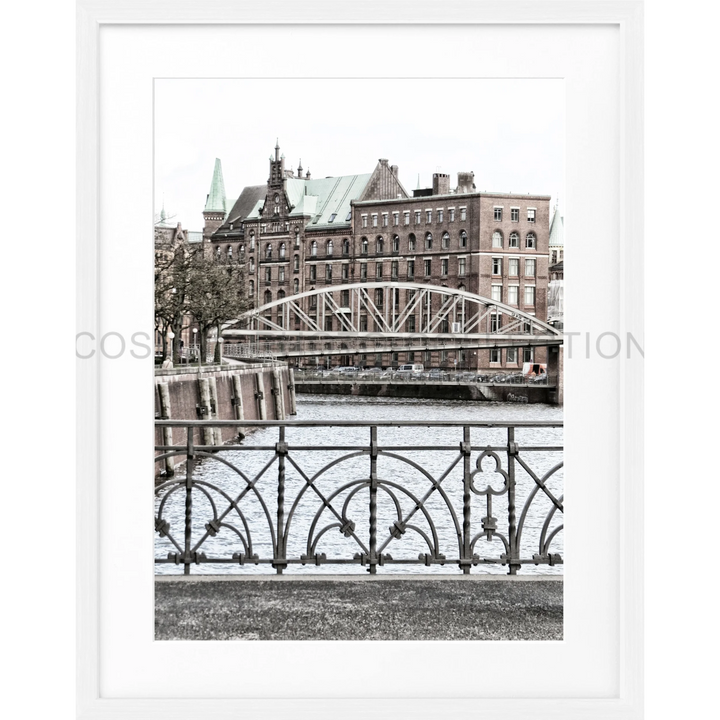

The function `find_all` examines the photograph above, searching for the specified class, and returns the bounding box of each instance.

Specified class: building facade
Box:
[204,143,552,372]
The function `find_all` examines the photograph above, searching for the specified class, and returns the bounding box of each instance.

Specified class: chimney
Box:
[456,171,475,194]
[391,164,398,177]
[432,173,450,195]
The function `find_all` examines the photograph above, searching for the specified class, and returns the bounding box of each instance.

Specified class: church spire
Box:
[204,158,226,213]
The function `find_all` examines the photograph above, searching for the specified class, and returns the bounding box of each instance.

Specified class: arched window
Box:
[441,232,450,249]
[239,244,245,255]
[425,232,433,250]
[376,236,384,254]
[525,232,536,249]
[361,237,368,255]
[279,242,286,258]
[459,230,468,248]
[492,231,503,248]
[249,232,255,250]
[264,290,272,305]
[326,239,333,256]
[265,243,272,259]
[342,238,350,255]
[392,234,400,252]
[294,228,300,247]
[408,233,416,252]
[293,255,299,271]
[311,240,317,256]
[249,258,255,273]
[278,290,286,301]
[509,232,519,248]
[458,283,466,293]
[227,245,233,259]
[293,278,299,294]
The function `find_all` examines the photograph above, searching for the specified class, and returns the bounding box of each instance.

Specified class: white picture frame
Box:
[77,2,643,718]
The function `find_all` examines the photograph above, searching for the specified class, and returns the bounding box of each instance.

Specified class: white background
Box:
[74,8,642,716]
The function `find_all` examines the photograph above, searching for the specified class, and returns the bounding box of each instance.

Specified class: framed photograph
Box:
[77,1,643,718]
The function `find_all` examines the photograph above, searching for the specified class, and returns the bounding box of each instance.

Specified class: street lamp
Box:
[192,328,200,374]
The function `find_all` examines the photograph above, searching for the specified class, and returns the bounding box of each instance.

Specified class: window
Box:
[326,239,333,256]
[249,259,255,273]
[294,228,300,247]
[265,267,272,283]
[525,258,536,277]
[441,318,449,333]
[490,314,502,332]
[460,207,467,221]
[227,246,233,260]
[407,315,416,333]
[459,230,467,248]
[490,349,501,363]
[426,210,432,223]
[492,257,502,275]
[491,285,502,302]
[309,265,317,282]
[509,258,519,276]
[392,235,400,253]
[511,208,519,222]
[382,213,389,227]
[424,259,431,276]
[342,239,349,255]
[375,289,384,307]
[360,315,368,332]
[310,295,318,309]
[524,286,536,306]
[527,209,536,223]
[492,231,503,248]
[264,290,272,304]
[249,233,255,250]
[407,260,415,278]
[376,236,384,254]
[249,280,254,297]
[425,232,433,249]
[392,260,399,279]
[325,317,333,331]
[278,266,286,283]
[361,237,368,255]
[458,257,466,276]
[360,263,367,280]
[265,244,272,259]
[293,255,299,271]
[509,232,519,248]
[328,213,336,224]
[341,289,350,307]
[277,289,286,301]
[525,233,536,249]
[442,232,450,249]
[276,243,284,259]
[408,234,416,251]
[372,214,378,227]
[449,208,455,222]
[376,262,383,279]
[342,264,349,280]
[293,278,299,294]
[361,215,368,228]
[494,207,503,221]
[325,264,332,281]
[507,348,518,363]
[404,211,410,226]
[414,211,421,224]
[437,209,444,223]
[311,240,317,256]
[441,258,448,276]
[523,347,534,362]
[508,286,519,306]
[393,212,399,226]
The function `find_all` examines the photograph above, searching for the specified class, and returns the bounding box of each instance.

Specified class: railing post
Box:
[184,425,195,576]
[273,425,288,574]
[507,426,520,575]
[368,425,378,574]
[461,425,472,574]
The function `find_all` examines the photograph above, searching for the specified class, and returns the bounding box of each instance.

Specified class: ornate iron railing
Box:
[155,420,563,575]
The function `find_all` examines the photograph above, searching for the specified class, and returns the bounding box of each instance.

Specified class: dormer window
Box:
[328,213,337,223]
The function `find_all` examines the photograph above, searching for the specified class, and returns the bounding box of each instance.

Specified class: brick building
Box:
[205,142,552,372]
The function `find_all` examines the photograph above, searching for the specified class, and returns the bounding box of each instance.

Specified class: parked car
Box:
[396,363,425,374]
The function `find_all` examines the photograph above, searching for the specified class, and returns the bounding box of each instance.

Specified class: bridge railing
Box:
[294,369,549,385]
[155,420,563,576]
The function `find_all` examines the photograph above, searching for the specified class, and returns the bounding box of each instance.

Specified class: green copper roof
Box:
[204,158,227,213]
[549,210,564,247]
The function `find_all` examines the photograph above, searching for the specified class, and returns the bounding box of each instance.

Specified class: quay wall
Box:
[294,381,553,404]
[155,363,296,474]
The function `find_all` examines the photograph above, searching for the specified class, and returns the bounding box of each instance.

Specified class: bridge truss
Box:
[222,283,562,359]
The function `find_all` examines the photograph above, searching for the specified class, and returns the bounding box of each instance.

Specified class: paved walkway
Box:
[155,575,563,641]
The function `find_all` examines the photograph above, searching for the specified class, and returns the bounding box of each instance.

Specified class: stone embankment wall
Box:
[294,381,553,404]
[155,363,296,475]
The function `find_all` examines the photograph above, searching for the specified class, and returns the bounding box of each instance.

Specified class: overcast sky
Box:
[155,78,564,232]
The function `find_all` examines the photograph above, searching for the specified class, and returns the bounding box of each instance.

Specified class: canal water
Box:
[155,395,563,575]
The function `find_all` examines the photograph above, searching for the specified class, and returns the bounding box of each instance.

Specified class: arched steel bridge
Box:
[222,282,563,359]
